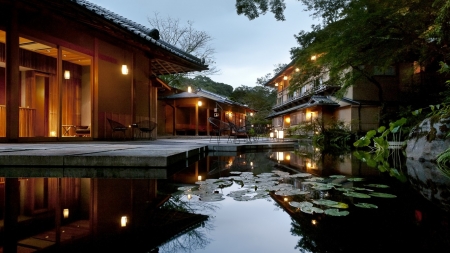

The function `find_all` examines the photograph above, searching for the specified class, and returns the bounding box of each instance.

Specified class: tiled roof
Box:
[71,0,207,70]
[266,95,339,119]
[162,92,200,99]
[161,88,254,111]
[263,60,294,87]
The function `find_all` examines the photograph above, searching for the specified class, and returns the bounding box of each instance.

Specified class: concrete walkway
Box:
[0,137,296,178]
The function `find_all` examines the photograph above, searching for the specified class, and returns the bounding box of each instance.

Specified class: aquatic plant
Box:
[179,169,396,218]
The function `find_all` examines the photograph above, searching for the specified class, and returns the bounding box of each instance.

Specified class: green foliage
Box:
[230,85,276,125]
[235,0,286,21]
[436,147,450,179]
[353,118,407,182]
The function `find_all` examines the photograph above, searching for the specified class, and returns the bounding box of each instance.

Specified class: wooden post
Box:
[5,1,19,142]
[4,178,20,253]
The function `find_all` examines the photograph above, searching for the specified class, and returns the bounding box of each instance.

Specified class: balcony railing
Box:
[275,84,329,107]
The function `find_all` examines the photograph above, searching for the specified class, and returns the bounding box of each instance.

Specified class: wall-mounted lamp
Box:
[64,70,70,80]
[283,76,288,80]
[121,216,128,227]
[188,86,192,93]
[295,68,300,72]
[197,100,202,106]
[275,83,278,87]
[198,175,202,181]
[285,117,290,123]
[121,65,129,75]
[63,209,69,219]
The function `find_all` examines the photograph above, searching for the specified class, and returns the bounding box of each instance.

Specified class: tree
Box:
[236,0,287,21]
[230,85,276,124]
[256,63,288,85]
[236,0,450,119]
[148,13,219,87]
[179,75,234,97]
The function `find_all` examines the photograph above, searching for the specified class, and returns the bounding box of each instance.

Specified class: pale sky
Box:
[89,0,316,88]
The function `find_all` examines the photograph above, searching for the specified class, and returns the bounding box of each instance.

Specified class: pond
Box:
[1,145,448,253]
[154,148,450,253]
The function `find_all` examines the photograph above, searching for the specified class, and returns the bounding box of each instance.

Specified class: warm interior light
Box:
[121,65,129,75]
[278,130,284,139]
[64,70,70,80]
[275,83,278,87]
[285,117,290,123]
[277,152,284,161]
[188,86,192,93]
[198,101,202,106]
[198,175,202,181]
[307,162,312,168]
[270,132,274,138]
[286,154,291,161]
[283,76,288,80]
[50,131,56,137]
[121,216,127,227]
[284,197,288,202]
[63,209,69,219]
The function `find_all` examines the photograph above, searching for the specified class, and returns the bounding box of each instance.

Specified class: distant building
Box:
[159,87,255,136]
[0,0,207,142]
[264,60,445,135]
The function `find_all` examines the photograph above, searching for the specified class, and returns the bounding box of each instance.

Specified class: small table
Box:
[62,125,75,136]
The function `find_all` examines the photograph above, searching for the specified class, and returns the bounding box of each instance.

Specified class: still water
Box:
[2,147,448,253]
[155,149,450,253]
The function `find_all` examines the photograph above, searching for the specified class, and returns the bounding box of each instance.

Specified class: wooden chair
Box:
[134,120,157,139]
[208,117,229,142]
[75,125,90,137]
[227,119,251,143]
[107,118,128,139]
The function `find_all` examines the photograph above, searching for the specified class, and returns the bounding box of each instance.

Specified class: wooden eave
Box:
[12,0,207,76]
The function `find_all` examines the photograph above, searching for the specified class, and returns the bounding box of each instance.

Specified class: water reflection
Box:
[159,148,449,253]
[1,146,449,253]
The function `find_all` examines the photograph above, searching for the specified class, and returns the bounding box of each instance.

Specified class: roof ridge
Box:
[71,0,206,66]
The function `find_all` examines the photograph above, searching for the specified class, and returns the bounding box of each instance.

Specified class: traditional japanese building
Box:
[0,0,207,142]
[264,59,443,136]
[159,87,255,136]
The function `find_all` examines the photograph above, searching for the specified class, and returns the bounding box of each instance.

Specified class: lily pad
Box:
[355,203,378,209]
[352,187,374,192]
[369,192,397,198]
[329,175,346,179]
[343,192,371,198]
[312,185,334,191]
[330,202,349,209]
[300,206,324,214]
[324,208,349,216]
[365,184,390,188]
[290,173,312,178]
[289,201,313,208]
[347,177,365,182]
[312,199,338,206]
